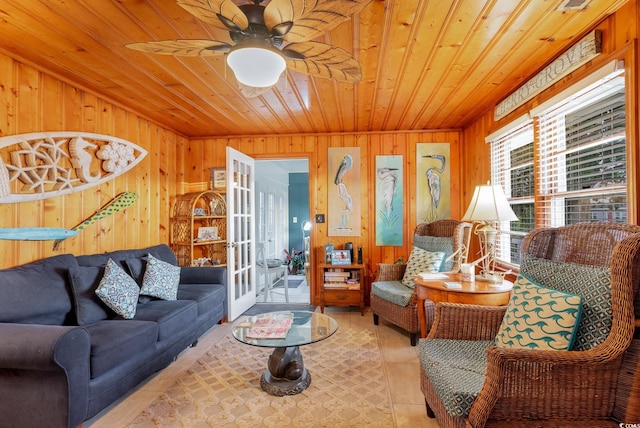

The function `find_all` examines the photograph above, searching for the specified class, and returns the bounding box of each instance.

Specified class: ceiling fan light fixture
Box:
[227,47,286,88]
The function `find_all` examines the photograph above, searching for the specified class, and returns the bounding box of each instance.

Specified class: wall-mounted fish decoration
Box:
[0,132,147,203]
[0,227,78,241]
[52,191,139,251]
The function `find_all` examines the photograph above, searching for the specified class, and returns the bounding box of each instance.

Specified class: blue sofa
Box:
[0,244,227,428]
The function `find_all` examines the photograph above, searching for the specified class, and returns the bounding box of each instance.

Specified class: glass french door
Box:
[226,147,256,321]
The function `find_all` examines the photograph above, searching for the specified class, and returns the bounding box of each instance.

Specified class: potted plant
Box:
[284,248,305,275]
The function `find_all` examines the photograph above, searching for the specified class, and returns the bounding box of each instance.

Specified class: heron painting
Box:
[328,147,361,237]
[375,155,403,246]
[417,143,451,222]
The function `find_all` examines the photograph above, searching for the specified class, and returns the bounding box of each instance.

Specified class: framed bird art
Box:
[375,155,403,246]
[328,147,360,237]
[417,143,451,223]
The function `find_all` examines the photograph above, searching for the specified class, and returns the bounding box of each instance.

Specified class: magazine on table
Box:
[245,312,294,339]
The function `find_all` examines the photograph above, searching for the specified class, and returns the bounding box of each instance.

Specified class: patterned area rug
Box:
[126,325,393,427]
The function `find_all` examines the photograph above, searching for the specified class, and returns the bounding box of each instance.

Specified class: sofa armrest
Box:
[427,303,506,341]
[0,323,90,428]
[375,263,406,282]
[180,266,227,285]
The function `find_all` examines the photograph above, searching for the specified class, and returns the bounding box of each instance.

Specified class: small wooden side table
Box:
[318,263,366,315]
[414,273,513,338]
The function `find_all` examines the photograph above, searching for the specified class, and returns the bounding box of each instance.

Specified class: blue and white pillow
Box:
[139,254,181,301]
[495,274,583,350]
[95,259,139,319]
[413,235,455,271]
[401,246,445,289]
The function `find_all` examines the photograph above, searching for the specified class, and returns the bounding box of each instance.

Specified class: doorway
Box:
[255,158,310,304]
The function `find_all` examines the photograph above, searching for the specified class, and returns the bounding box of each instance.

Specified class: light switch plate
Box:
[315,214,325,223]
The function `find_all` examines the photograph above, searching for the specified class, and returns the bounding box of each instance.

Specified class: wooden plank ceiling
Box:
[0,0,628,138]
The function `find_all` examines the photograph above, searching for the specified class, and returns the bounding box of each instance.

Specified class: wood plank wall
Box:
[0,0,637,288]
[0,53,187,268]
[461,0,640,227]
[186,131,463,304]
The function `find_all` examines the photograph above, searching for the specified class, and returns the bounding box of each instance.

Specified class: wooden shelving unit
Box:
[318,260,366,316]
[171,191,227,267]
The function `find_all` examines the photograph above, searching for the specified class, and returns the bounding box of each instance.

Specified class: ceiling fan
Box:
[126,0,373,97]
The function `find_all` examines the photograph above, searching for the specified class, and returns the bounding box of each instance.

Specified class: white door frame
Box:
[226,147,256,321]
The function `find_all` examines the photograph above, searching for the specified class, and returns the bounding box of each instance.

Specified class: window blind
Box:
[490,123,534,264]
[488,65,627,266]
[536,76,626,226]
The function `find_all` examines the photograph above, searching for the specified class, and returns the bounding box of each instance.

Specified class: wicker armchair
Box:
[371,220,472,346]
[420,222,640,427]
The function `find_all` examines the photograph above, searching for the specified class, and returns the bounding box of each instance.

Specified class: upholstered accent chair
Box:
[419,222,640,427]
[371,220,472,346]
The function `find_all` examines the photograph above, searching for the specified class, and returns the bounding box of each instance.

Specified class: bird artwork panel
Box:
[417,143,451,223]
[328,147,361,237]
[375,155,403,246]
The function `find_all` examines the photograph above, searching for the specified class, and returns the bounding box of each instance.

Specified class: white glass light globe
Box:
[227,47,286,88]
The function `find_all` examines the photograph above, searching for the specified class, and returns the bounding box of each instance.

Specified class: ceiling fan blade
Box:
[126,40,230,56]
[271,21,294,38]
[264,0,373,43]
[176,0,249,32]
[283,41,362,83]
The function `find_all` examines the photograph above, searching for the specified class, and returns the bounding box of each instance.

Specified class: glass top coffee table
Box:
[232,310,338,396]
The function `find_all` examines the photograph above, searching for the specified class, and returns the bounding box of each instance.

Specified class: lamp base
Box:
[475,272,504,283]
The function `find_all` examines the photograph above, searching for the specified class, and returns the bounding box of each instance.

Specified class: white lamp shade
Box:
[227,47,286,88]
[462,184,519,222]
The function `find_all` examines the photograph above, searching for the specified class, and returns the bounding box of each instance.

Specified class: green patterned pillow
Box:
[139,254,181,301]
[520,254,611,351]
[401,247,445,289]
[95,259,139,319]
[413,235,455,271]
[495,274,582,350]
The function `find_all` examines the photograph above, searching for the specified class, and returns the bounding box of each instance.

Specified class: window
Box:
[489,64,626,265]
[491,123,535,264]
[537,77,626,226]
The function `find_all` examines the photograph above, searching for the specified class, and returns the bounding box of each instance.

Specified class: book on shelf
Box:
[245,312,293,339]
[324,271,350,277]
[324,282,349,289]
[347,281,360,290]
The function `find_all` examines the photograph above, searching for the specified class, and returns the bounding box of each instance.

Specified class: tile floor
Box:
[84,306,440,428]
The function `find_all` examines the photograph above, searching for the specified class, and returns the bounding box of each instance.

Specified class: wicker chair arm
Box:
[467,342,632,427]
[375,263,407,281]
[427,303,506,341]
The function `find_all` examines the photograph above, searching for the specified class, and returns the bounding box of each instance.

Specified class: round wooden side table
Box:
[414,273,513,338]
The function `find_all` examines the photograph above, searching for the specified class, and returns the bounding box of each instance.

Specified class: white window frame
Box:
[487,60,627,265]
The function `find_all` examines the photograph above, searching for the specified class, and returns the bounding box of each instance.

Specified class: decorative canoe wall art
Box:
[0,132,147,203]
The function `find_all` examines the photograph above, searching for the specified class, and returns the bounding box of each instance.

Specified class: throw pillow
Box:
[413,235,455,272]
[124,257,156,303]
[494,274,583,351]
[139,253,181,301]
[124,257,146,285]
[68,265,110,325]
[401,247,445,289]
[95,259,140,319]
[520,254,612,351]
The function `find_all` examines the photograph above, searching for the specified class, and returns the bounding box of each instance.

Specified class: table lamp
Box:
[462,182,518,282]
